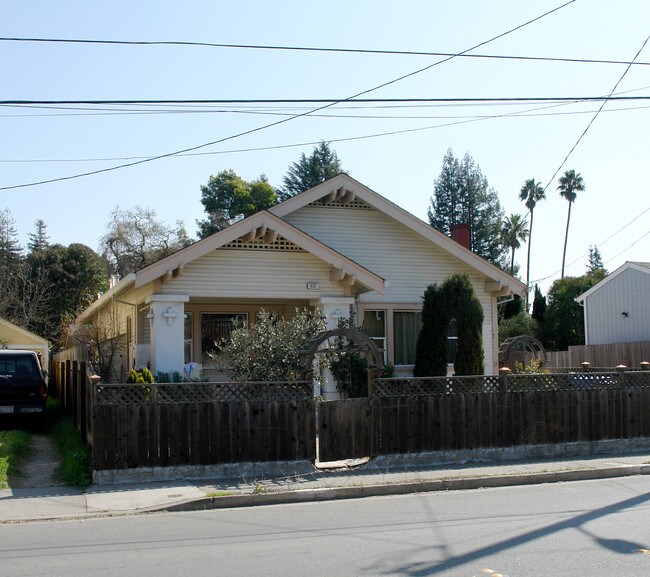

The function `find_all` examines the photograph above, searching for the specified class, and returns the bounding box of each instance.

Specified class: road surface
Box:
[1,476,649,576]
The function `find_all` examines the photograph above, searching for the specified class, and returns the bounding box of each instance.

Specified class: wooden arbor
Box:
[499,335,547,369]
[298,328,384,382]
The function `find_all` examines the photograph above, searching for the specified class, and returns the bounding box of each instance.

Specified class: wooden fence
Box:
[51,361,650,471]
[318,387,650,461]
[50,363,315,470]
[534,341,650,368]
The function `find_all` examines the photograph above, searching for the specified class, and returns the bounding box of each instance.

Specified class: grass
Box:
[46,399,93,489]
[206,490,234,498]
[0,429,32,488]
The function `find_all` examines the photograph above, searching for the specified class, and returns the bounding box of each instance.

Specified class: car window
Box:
[0,355,40,383]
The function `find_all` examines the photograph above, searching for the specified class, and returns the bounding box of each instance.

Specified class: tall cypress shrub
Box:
[414,284,449,376]
[443,274,484,375]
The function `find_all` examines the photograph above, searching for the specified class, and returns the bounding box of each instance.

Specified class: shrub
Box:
[222,308,326,382]
[126,367,154,384]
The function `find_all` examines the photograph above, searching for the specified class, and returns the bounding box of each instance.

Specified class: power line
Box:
[2,96,649,105]
[542,33,650,192]
[4,103,650,164]
[3,31,648,67]
[0,0,576,192]
[530,208,650,283]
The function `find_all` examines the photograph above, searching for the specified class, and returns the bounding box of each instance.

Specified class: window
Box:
[184,312,193,364]
[201,313,246,368]
[393,311,422,365]
[363,310,387,363]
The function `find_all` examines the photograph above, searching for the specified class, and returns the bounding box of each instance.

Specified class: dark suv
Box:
[0,350,48,426]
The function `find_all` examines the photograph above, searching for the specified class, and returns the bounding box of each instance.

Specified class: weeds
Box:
[0,429,32,488]
[46,399,92,489]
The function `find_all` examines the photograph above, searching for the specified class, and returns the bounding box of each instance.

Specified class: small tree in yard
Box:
[414,284,448,377]
[414,273,484,377]
[222,308,326,382]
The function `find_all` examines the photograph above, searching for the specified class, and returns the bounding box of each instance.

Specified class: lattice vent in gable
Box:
[223,235,306,252]
[309,198,373,210]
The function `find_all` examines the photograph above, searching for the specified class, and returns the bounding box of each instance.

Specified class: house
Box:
[575,261,650,345]
[73,174,524,386]
[0,317,50,376]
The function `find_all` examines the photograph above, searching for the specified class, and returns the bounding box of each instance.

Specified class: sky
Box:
[1,0,649,297]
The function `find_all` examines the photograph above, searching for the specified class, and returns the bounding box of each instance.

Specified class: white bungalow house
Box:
[75,174,524,385]
[0,317,50,375]
[575,261,650,345]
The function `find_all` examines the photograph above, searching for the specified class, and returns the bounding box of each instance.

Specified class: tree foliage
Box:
[0,216,108,346]
[498,312,538,343]
[196,170,277,238]
[558,169,585,279]
[586,245,607,281]
[279,142,344,201]
[501,213,529,276]
[414,273,484,377]
[222,308,326,382]
[27,219,50,253]
[540,275,595,351]
[428,149,508,269]
[100,205,192,277]
[518,178,545,309]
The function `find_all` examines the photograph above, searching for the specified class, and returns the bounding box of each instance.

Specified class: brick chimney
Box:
[450,223,470,249]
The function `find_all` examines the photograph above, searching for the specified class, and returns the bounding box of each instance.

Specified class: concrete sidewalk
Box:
[2,448,650,523]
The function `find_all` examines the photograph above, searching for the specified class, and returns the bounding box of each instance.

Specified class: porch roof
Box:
[134,210,385,294]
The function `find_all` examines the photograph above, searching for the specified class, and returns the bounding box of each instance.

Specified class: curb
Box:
[164,463,650,513]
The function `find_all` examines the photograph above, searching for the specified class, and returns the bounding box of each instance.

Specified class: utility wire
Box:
[542,33,650,192]
[4,103,649,164]
[530,208,650,283]
[3,30,648,67]
[2,96,648,105]
[0,0,576,192]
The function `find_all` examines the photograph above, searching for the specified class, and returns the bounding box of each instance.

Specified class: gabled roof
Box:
[270,173,525,295]
[134,210,385,293]
[0,317,50,346]
[575,261,650,303]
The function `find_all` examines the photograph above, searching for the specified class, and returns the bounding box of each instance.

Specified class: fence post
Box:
[65,360,72,412]
[79,362,87,443]
[499,367,511,393]
[616,364,627,388]
[581,361,591,372]
[72,361,79,425]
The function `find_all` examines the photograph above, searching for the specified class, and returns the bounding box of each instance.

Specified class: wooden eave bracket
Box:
[330,268,345,282]
[163,264,185,283]
[485,280,512,296]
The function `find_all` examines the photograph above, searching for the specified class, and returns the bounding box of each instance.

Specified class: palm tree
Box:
[501,213,529,276]
[519,179,545,309]
[558,169,585,279]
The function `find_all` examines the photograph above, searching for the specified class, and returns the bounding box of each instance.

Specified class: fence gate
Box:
[317,397,379,462]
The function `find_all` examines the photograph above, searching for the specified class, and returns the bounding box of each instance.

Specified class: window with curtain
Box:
[393,311,422,365]
[363,310,386,363]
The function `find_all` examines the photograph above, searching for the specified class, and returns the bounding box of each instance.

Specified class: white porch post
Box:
[312,297,355,401]
[145,294,190,376]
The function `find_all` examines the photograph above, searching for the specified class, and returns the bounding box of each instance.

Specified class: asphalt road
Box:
[1,477,649,577]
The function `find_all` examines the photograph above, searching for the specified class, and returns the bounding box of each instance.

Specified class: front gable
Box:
[134,210,384,296]
[270,174,524,298]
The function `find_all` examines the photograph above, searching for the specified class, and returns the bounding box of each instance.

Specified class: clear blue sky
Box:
[2,0,649,296]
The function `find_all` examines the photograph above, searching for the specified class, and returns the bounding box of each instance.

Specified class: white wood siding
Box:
[283,205,497,371]
[584,268,650,345]
[158,248,347,299]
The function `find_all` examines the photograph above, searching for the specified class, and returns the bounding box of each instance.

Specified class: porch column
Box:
[312,297,355,400]
[145,294,190,376]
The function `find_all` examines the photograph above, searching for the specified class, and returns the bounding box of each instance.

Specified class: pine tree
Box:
[27,219,50,253]
[428,150,508,269]
[586,245,607,280]
[0,208,23,273]
[279,142,343,201]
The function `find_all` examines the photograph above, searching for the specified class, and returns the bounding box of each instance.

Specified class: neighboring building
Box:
[0,317,50,375]
[74,174,524,384]
[575,261,650,346]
